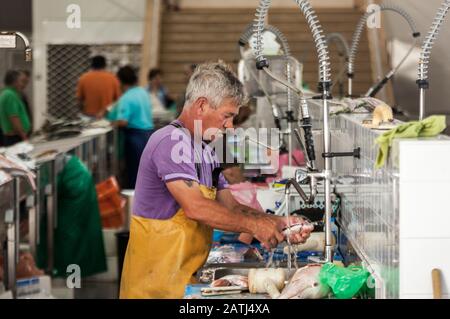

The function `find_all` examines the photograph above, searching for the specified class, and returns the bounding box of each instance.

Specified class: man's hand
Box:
[9,116,28,141]
[216,190,313,250]
[275,216,314,245]
[253,215,314,251]
[251,214,285,251]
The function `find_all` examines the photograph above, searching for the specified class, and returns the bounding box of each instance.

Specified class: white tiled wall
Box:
[399,141,450,299]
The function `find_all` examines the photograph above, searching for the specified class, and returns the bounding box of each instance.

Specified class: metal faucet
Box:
[348,3,419,98]
[0,31,32,61]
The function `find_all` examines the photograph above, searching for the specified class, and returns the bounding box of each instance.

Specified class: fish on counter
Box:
[211,275,249,288]
[0,154,36,189]
[278,264,330,299]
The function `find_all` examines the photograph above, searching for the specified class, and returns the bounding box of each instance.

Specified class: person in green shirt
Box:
[0,70,31,146]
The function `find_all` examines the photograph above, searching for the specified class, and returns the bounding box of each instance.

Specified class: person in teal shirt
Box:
[111,66,154,188]
[0,70,31,146]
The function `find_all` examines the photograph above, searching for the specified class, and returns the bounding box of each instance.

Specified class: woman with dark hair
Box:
[111,65,154,188]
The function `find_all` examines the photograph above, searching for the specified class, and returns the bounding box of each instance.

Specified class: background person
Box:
[112,65,154,189]
[76,55,121,119]
[0,70,31,146]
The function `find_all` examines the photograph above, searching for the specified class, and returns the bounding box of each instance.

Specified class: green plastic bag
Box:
[319,263,374,299]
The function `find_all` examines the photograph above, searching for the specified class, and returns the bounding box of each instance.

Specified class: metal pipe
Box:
[35,168,41,246]
[322,92,333,262]
[5,177,21,297]
[285,186,292,272]
[348,3,420,97]
[14,32,32,61]
[27,194,37,258]
[45,160,57,274]
[365,38,418,98]
[285,179,309,206]
[419,87,426,120]
[417,0,450,120]
[348,76,353,97]
[286,62,293,166]
[5,208,16,297]
[292,0,333,262]
[14,178,20,265]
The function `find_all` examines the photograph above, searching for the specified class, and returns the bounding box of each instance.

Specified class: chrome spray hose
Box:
[240,23,295,163]
[326,33,350,60]
[293,0,332,84]
[252,0,330,262]
[290,0,333,262]
[240,23,291,56]
[253,0,335,261]
[326,33,350,96]
[347,3,420,97]
[253,0,273,69]
[253,0,333,169]
[417,0,450,120]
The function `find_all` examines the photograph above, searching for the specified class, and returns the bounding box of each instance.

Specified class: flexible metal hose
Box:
[348,3,419,77]
[240,23,291,57]
[326,33,350,59]
[417,0,450,120]
[253,0,272,68]
[326,33,350,94]
[253,0,331,85]
[294,0,331,84]
[252,0,331,167]
[418,0,450,82]
[240,23,294,127]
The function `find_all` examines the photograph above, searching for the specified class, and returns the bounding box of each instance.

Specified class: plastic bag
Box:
[228,182,264,212]
[319,263,373,299]
[228,182,264,244]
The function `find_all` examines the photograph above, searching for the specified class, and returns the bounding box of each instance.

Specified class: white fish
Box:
[0,154,36,189]
[278,264,329,299]
[211,275,248,288]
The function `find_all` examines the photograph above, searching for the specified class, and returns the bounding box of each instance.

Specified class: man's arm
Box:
[166,179,285,250]
[112,120,128,128]
[9,116,27,140]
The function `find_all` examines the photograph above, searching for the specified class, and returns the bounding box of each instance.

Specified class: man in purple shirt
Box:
[120,62,313,299]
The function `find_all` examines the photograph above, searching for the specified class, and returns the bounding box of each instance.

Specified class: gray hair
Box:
[184,61,247,109]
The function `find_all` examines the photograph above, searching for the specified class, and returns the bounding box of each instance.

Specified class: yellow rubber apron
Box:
[119,185,216,299]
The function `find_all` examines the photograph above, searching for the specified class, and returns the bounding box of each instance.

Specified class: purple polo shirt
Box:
[133,120,228,219]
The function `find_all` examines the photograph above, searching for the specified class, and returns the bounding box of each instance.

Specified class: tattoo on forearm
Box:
[239,208,261,219]
[184,180,194,188]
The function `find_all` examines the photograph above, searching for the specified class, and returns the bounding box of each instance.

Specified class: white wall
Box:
[32,0,147,129]
[382,0,450,120]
